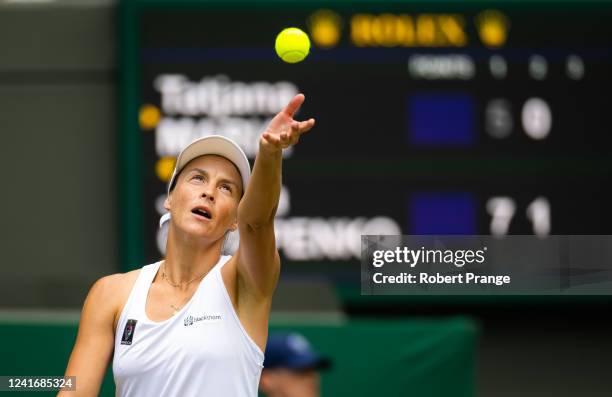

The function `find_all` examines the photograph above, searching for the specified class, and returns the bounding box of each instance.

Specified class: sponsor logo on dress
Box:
[121,319,137,345]
[184,313,222,327]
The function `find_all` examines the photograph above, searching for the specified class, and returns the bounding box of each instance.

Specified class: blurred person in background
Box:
[259,332,332,397]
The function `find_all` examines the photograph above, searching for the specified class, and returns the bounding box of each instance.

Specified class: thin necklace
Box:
[160,262,208,315]
[169,297,190,315]
[161,261,207,288]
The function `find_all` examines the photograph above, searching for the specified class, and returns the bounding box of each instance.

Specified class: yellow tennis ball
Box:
[275,27,310,63]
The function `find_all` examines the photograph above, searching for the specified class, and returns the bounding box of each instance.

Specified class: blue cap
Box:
[264,332,331,370]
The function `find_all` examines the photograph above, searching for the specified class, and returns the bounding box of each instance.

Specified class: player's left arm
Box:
[235,93,315,299]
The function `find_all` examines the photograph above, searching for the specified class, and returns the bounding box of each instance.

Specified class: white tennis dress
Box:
[112,255,264,397]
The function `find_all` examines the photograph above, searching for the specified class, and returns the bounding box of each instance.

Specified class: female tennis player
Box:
[59,94,315,397]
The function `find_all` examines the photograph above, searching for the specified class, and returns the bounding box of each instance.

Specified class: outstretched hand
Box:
[260,93,316,154]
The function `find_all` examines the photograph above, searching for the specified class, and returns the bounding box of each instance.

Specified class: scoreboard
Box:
[120,1,612,295]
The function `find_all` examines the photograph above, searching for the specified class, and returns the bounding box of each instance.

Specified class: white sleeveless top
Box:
[112,255,264,397]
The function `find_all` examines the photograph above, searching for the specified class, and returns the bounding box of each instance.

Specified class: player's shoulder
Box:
[86,269,143,330]
[99,269,141,295]
[87,269,141,307]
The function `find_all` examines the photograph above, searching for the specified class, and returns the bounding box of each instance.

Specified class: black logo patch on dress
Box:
[121,319,137,345]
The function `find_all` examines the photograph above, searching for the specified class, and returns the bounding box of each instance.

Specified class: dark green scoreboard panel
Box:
[120,1,612,300]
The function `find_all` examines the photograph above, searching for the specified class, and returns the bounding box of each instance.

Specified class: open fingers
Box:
[286,118,315,145]
[289,118,315,133]
[263,132,281,146]
[283,93,305,118]
[298,118,315,133]
[263,116,315,148]
[264,128,294,148]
